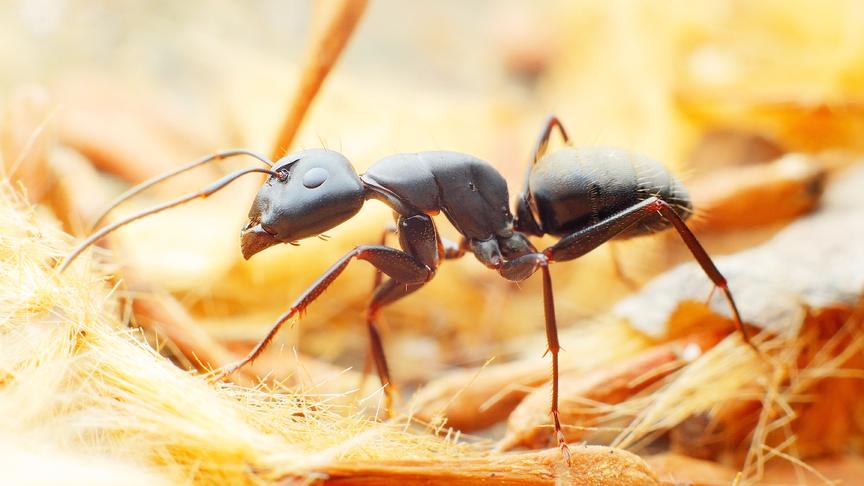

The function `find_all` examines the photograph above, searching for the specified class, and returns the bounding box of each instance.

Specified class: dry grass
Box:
[0,178,659,484]
[0,179,469,484]
[4,3,864,484]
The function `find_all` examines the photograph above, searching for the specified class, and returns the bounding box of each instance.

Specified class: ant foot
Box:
[208,362,243,384]
[751,342,785,374]
[557,431,571,465]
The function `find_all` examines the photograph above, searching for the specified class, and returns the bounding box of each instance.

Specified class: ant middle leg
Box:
[497,253,571,461]
[359,236,467,414]
[356,214,456,415]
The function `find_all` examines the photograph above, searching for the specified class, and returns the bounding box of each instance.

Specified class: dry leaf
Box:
[500,330,727,450]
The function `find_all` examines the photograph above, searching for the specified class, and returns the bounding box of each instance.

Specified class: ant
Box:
[60,116,755,460]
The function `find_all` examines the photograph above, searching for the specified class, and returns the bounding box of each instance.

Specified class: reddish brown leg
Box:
[651,200,757,351]
[498,253,570,462]
[359,224,398,393]
[371,224,398,289]
[213,244,432,380]
[367,307,393,411]
[545,196,757,351]
[360,235,465,416]
[530,114,570,165]
[539,261,571,462]
[497,195,758,459]
[363,279,425,416]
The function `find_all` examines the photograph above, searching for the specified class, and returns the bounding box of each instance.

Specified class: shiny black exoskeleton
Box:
[237,116,748,456]
[61,116,751,457]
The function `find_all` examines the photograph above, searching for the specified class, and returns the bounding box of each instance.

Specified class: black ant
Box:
[60,116,755,460]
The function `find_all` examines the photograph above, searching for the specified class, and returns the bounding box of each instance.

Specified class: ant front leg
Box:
[370,223,398,290]
[360,232,466,407]
[364,239,464,416]
[545,196,756,351]
[213,244,433,381]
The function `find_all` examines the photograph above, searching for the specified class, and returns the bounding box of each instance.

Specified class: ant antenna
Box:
[60,167,277,273]
[89,149,274,231]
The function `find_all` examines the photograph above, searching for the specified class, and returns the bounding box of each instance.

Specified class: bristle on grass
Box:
[605,304,864,484]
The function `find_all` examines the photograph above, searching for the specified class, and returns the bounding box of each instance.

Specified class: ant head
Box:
[241,149,365,259]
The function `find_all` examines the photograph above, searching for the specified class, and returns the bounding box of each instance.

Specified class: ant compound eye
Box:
[302,167,329,188]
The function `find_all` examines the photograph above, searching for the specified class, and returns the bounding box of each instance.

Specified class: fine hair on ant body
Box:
[60,116,756,460]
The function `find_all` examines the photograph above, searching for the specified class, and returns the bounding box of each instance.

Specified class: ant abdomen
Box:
[526,147,692,238]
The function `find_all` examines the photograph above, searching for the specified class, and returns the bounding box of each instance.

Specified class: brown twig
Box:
[270,0,369,159]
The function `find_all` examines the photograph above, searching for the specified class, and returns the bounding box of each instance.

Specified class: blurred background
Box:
[2,0,863,392]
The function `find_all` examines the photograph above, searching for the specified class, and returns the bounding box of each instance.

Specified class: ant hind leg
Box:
[544,196,759,354]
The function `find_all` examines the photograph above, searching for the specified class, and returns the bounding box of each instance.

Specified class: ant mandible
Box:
[60,115,755,460]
